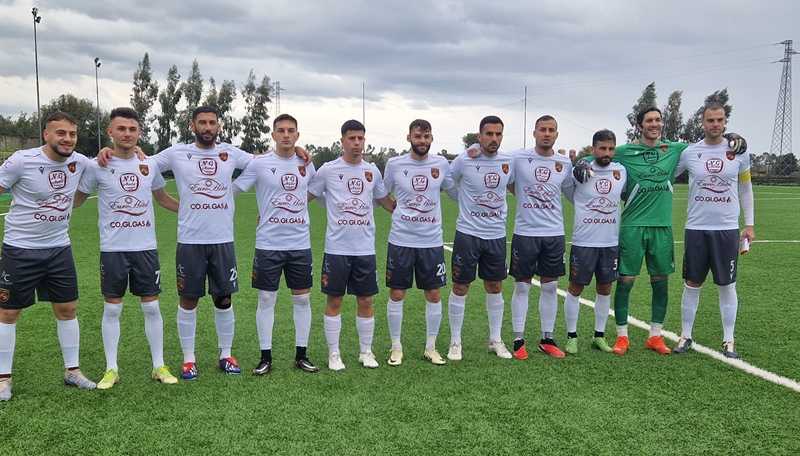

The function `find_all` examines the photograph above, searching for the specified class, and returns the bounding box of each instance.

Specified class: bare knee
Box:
[452,282,470,297]
[325,295,343,316]
[483,281,502,294]
[568,282,585,296]
[0,308,21,324]
[52,301,77,320]
[596,283,612,295]
[685,280,703,288]
[212,295,232,309]
[423,289,441,303]
[180,297,199,310]
[389,289,406,302]
[356,295,374,317]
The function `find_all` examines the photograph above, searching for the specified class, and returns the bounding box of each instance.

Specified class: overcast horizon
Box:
[1,0,798,156]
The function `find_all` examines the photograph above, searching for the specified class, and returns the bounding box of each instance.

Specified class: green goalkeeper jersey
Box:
[614,140,688,227]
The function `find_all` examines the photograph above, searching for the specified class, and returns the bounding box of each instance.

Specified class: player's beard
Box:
[48,140,74,158]
[411,143,429,156]
[196,131,218,147]
[596,156,612,167]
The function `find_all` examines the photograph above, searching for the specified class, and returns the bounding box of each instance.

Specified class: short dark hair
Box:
[479,115,503,133]
[192,105,219,120]
[273,113,298,129]
[341,119,365,136]
[702,101,727,119]
[45,111,77,127]
[409,119,431,133]
[535,115,557,128]
[636,106,662,127]
[592,129,617,146]
[109,107,140,123]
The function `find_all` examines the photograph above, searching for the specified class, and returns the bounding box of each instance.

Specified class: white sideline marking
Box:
[442,244,800,394]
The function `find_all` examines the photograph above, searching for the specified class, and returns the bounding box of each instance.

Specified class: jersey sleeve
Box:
[233,157,258,193]
[149,161,166,191]
[675,149,689,177]
[306,162,317,181]
[150,148,172,172]
[77,161,99,194]
[372,165,389,199]
[560,161,575,202]
[307,163,327,197]
[440,160,455,192]
[0,151,24,190]
[382,160,396,194]
[739,152,752,175]
[232,146,254,170]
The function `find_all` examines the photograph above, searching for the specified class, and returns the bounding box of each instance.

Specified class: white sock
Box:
[356,316,375,353]
[511,282,531,338]
[256,290,277,350]
[324,314,341,354]
[177,307,197,363]
[681,283,702,339]
[56,318,80,369]
[215,306,235,359]
[0,322,16,375]
[565,292,580,334]
[447,292,466,345]
[387,299,403,349]
[616,325,628,337]
[140,300,164,368]
[486,292,504,342]
[539,281,558,338]
[649,322,663,337]
[425,300,442,350]
[594,294,611,334]
[292,293,312,347]
[719,283,738,342]
[101,303,122,370]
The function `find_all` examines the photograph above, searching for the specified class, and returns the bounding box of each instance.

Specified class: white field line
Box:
[441,243,800,394]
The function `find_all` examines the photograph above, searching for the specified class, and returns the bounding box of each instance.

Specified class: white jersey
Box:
[307,157,388,256]
[383,154,453,248]
[0,148,89,249]
[679,140,750,231]
[450,151,514,240]
[511,149,574,237]
[571,162,627,247]
[150,143,252,244]
[78,156,166,252]
[233,153,316,251]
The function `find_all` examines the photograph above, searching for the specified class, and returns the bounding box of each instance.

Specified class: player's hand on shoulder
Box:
[723,133,747,155]
[465,144,481,159]
[572,159,592,183]
[97,147,114,167]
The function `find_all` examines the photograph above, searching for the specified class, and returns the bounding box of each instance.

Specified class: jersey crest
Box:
[67,162,77,173]
[365,170,373,182]
[431,167,439,179]
[139,164,150,176]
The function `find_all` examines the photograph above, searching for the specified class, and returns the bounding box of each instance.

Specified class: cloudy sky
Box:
[1,0,798,156]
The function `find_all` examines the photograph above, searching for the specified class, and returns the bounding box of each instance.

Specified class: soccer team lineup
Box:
[0,101,762,402]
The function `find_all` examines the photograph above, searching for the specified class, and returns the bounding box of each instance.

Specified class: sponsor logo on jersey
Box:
[412,175,429,192]
[67,162,77,173]
[36,193,72,212]
[404,194,436,213]
[365,170,373,182]
[348,177,364,195]
[298,165,306,177]
[471,191,504,209]
[48,170,67,190]
[139,164,149,176]
[109,195,148,216]
[336,197,369,217]
[698,175,732,194]
[502,163,509,174]
[524,184,556,202]
[644,149,659,163]
[189,178,227,198]
[431,167,439,179]
[535,166,551,182]
[198,158,217,176]
[555,163,563,173]
[595,178,612,194]
[613,170,621,180]
[484,172,500,188]
[281,174,298,191]
[219,152,228,162]
[119,173,140,192]
[271,193,306,213]
[585,196,617,215]
[705,158,724,173]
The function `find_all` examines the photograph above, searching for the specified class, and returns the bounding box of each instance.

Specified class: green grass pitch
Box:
[1,182,799,455]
